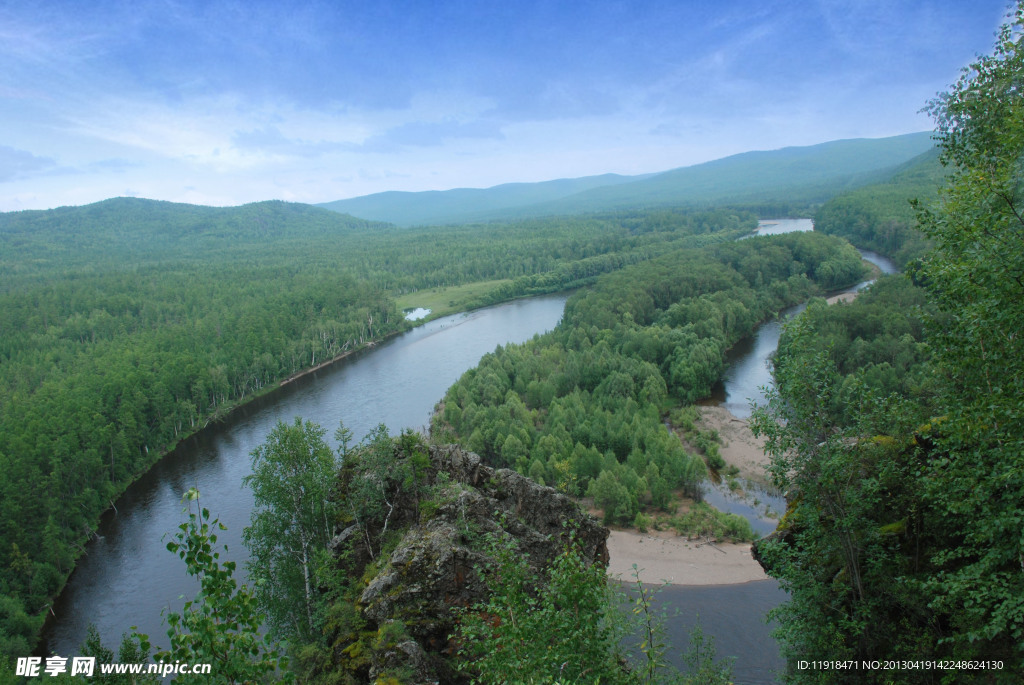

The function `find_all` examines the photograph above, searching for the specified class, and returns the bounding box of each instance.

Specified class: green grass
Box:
[395,279,514,319]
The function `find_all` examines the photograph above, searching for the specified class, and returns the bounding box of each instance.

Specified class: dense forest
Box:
[431,232,866,530]
[3,4,1022,682]
[751,8,1024,681]
[813,148,944,266]
[0,199,752,662]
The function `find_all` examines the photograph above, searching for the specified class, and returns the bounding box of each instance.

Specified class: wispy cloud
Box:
[0,0,1012,211]
[0,146,57,182]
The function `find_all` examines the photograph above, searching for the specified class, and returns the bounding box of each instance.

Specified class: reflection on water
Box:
[702,477,786,537]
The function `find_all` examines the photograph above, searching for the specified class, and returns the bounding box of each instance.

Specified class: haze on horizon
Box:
[0,0,1011,213]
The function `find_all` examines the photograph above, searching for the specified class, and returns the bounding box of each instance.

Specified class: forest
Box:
[430,231,866,532]
[2,3,1023,682]
[0,199,752,662]
[748,8,1024,681]
[812,148,944,267]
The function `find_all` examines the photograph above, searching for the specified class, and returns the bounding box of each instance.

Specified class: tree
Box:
[913,1,1024,662]
[750,7,1024,676]
[455,531,628,683]
[142,488,285,684]
[750,318,931,672]
[79,624,160,684]
[455,532,733,685]
[243,418,340,645]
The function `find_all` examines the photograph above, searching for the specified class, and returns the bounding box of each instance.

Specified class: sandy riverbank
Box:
[606,265,876,586]
[826,291,858,305]
[606,529,769,585]
[695,405,771,483]
[605,404,776,585]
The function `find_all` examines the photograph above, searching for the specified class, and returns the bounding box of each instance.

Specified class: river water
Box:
[681,220,901,682]
[42,294,568,656]
[712,221,900,419]
[43,220,899,683]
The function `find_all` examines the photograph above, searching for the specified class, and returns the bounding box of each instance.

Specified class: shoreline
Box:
[606,403,775,586]
[37,326,408,647]
[605,255,881,588]
[696,405,771,484]
[606,528,769,586]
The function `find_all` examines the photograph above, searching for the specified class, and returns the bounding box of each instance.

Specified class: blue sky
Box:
[0,0,1012,211]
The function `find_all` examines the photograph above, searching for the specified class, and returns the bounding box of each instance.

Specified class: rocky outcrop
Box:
[326,444,608,684]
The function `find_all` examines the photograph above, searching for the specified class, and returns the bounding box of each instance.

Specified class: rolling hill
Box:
[319,132,935,226]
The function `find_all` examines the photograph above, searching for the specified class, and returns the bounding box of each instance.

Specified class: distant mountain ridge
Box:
[317,172,654,227]
[319,132,935,226]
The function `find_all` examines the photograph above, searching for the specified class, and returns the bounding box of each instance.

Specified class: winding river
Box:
[42,219,898,684]
[679,219,900,683]
[42,295,568,655]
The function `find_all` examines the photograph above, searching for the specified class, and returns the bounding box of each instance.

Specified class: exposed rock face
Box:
[327,444,609,684]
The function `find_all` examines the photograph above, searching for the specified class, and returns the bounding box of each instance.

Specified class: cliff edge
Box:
[322,442,608,684]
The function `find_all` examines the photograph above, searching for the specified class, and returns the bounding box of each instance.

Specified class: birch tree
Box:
[243,417,339,644]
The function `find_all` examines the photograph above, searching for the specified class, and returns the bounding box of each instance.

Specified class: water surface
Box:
[43,294,568,655]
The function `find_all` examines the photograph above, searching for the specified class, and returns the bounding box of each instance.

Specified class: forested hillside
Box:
[813,148,945,266]
[431,232,866,530]
[752,8,1024,680]
[317,173,653,227]
[0,198,752,658]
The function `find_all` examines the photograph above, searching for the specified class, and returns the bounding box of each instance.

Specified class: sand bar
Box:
[695,405,771,483]
[604,405,778,585]
[606,529,768,586]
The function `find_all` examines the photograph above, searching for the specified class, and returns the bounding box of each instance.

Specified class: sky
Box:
[0,0,1013,212]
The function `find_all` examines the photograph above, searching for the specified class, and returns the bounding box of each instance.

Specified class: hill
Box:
[317,173,652,227]
[319,132,935,226]
[0,197,387,279]
[813,146,945,265]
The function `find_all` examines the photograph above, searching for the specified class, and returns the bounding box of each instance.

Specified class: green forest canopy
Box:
[0,200,754,659]
[751,5,1024,678]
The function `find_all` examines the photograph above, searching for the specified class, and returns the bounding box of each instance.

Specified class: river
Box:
[712,220,900,419]
[42,294,568,656]
[43,220,898,684]
[679,219,900,683]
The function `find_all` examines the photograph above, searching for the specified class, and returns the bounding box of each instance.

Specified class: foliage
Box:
[455,532,733,685]
[76,624,161,684]
[913,1,1024,663]
[142,488,287,684]
[814,148,943,266]
[769,275,936,426]
[0,198,749,652]
[433,231,866,527]
[670,503,756,543]
[339,425,431,561]
[751,8,1024,676]
[455,530,626,683]
[243,418,341,645]
[751,315,936,677]
[0,592,40,667]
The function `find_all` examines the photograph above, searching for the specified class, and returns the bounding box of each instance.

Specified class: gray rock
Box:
[329,444,608,684]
